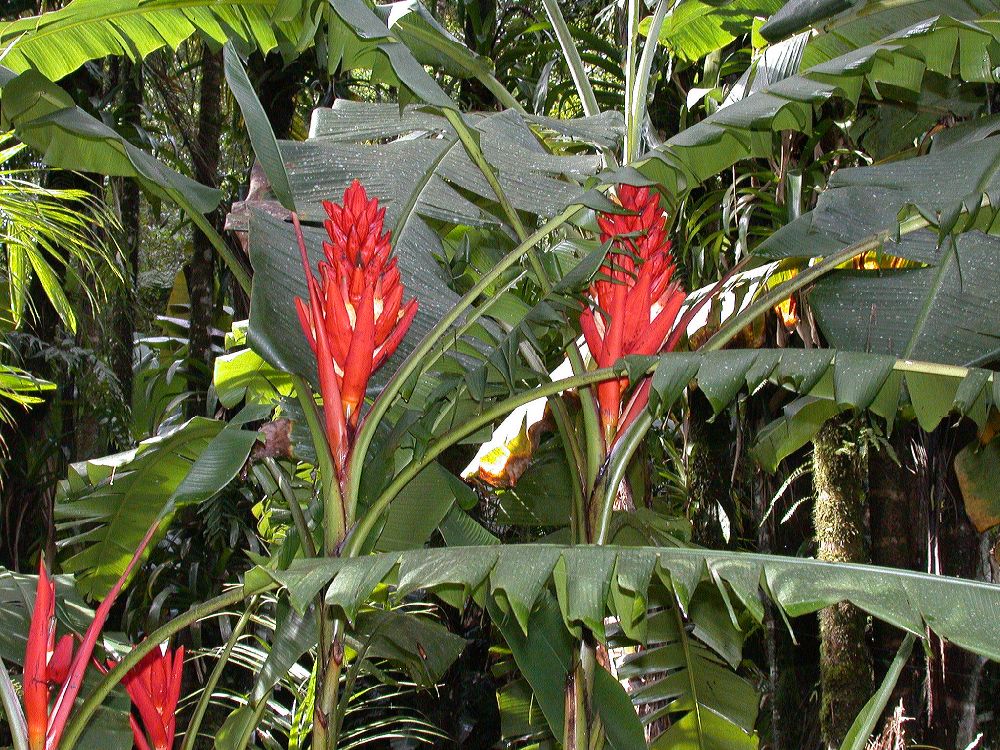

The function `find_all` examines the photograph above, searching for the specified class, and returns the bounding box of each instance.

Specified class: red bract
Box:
[580,185,685,440]
[294,180,418,472]
[22,565,95,750]
[24,562,59,750]
[20,520,163,750]
[114,645,184,750]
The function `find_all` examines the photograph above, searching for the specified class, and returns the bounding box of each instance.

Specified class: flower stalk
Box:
[567,184,686,749]
[292,181,419,750]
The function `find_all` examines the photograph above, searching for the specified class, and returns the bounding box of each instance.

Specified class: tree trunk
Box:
[687,388,732,546]
[247,52,308,140]
[755,469,803,750]
[933,423,986,747]
[110,60,143,435]
[813,417,873,749]
[869,425,923,738]
[187,45,224,417]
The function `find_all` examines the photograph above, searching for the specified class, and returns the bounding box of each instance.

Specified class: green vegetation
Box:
[1,1,999,749]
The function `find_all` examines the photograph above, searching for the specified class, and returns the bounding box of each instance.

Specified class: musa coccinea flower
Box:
[294,180,418,473]
[21,521,163,750]
[112,645,184,750]
[580,184,685,442]
[23,562,74,750]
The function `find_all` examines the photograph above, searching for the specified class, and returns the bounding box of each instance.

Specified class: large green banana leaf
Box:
[644,0,784,63]
[754,124,1000,368]
[264,539,1000,747]
[762,0,1000,67]
[244,100,618,387]
[623,16,1000,195]
[757,123,1000,260]
[808,233,1000,368]
[0,0,303,82]
[57,415,260,599]
[643,348,995,471]
[266,543,1000,660]
[642,349,996,428]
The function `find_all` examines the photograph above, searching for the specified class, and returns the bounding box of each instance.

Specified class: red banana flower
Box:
[580,184,686,441]
[294,180,418,472]
[23,562,74,750]
[20,520,162,750]
[113,645,184,750]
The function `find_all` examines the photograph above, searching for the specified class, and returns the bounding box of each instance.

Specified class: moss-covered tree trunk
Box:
[813,417,873,749]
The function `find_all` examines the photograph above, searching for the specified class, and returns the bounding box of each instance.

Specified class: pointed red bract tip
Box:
[122,644,185,750]
[24,561,55,750]
[294,182,417,465]
[581,184,684,439]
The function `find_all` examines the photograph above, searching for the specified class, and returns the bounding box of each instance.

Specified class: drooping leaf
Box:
[594,662,653,750]
[214,703,263,750]
[955,437,1000,532]
[0,67,220,215]
[622,16,1000,196]
[223,42,294,211]
[0,364,54,422]
[244,101,610,388]
[370,0,520,110]
[56,417,260,599]
[497,676,551,742]
[648,349,996,435]
[647,348,995,471]
[251,602,316,705]
[352,607,466,685]
[325,0,456,108]
[722,32,810,106]
[438,505,500,547]
[847,77,981,161]
[753,140,1000,369]
[493,440,575,527]
[266,543,1000,662]
[487,590,573,740]
[752,396,842,471]
[0,0,304,82]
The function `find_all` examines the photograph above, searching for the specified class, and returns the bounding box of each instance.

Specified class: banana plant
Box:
[6,0,1000,749]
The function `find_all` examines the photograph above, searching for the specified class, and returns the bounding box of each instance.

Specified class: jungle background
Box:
[1,0,999,749]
